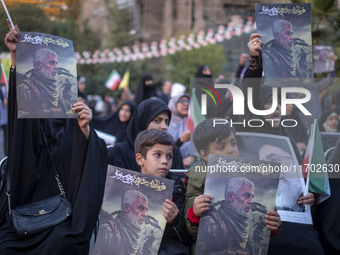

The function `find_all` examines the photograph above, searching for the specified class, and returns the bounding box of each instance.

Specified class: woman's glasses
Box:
[178,99,190,104]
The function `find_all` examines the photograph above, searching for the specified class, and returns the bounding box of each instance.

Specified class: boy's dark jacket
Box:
[162,172,192,246]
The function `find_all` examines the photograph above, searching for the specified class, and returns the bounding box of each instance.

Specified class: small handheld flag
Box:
[118,70,129,90]
[105,70,121,91]
[303,119,331,204]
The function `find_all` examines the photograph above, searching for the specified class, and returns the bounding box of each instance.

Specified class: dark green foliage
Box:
[104,1,134,48]
[0,3,100,52]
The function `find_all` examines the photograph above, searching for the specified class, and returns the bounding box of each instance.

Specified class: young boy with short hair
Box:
[185,118,281,253]
[135,129,192,253]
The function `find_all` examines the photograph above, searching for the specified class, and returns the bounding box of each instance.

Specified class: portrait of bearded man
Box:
[261,19,312,86]
[16,47,76,118]
[196,177,256,255]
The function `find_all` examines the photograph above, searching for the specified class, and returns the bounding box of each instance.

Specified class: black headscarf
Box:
[195,65,213,79]
[127,98,171,146]
[91,100,136,143]
[134,74,158,105]
[319,109,340,132]
[107,98,185,171]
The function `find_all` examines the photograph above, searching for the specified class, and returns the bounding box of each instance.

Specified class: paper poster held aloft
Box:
[16,32,78,118]
[255,3,313,87]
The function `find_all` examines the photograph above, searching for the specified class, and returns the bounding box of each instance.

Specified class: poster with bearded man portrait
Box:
[255,3,313,87]
[195,155,279,255]
[236,132,313,224]
[16,32,77,118]
[93,166,173,255]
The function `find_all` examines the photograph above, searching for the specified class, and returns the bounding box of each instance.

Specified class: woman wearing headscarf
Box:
[0,22,107,254]
[134,74,158,105]
[91,100,136,143]
[107,98,184,171]
[195,65,213,79]
[319,109,340,132]
[168,93,191,167]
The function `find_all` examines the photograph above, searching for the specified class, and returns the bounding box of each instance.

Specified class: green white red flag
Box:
[105,70,121,91]
[303,119,331,204]
[0,62,8,90]
[187,88,206,133]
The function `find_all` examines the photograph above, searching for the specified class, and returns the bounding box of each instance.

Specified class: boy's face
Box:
[136,144,173,178]
[200,132,239,162]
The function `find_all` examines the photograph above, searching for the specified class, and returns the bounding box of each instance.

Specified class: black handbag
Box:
[6,125,72,239]
[11,194,72,238]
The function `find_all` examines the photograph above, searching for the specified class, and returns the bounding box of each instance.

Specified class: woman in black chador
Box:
[0,21,107,255]
[91,100,136,143]
[134,74,158,106]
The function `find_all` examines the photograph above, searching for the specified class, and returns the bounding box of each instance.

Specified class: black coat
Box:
[312,140,340,255]
[134,74,158,106]
[162,172,192,246]
[91,100,136,143]
[0,68,107,254]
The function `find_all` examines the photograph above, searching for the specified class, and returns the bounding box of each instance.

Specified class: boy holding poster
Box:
[195,156,281,255]
[184,118,281,253]
[135,129,192,254]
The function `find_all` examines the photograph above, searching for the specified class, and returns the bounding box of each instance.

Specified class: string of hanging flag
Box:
[0,17,256,65]
[76,17,256,65]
